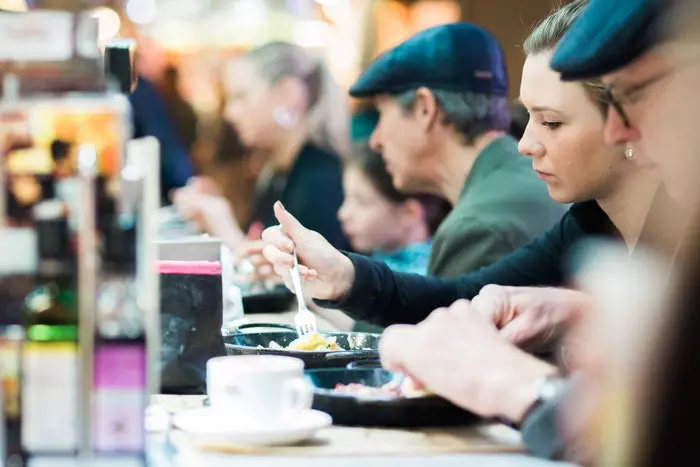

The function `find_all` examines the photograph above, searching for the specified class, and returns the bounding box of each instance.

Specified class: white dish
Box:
[172,407,332,446]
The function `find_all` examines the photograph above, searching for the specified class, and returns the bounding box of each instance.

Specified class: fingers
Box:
[262,245,317,279]
[472,284,522,328]
[500,314,537,348]
[261,225,294,253]
[273,201,306,239]
[379,325,417,372]
[186,176,222,196]
[262,244,294,269]
[238,240,265,258]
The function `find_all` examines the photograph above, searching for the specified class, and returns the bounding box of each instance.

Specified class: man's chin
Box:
[391,175,418,193]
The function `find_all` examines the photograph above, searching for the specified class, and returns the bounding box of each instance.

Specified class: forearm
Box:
[487,351,558,423]
[216,218,246,252]
[316,253,464,326]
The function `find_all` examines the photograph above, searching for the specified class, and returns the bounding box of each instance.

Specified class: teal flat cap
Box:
[550,0,669,81]
[350,23,508,98]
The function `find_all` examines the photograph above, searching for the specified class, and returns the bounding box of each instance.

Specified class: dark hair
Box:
[394,89,510,145]
[163,65,179,85]
[509,101,529,140]
[524,0,608,116]
[347,145,452,235]
[50,139,71,162]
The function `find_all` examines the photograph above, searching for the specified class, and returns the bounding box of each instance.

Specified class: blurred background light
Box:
[292,19,330,48]
[91,7,122,45]
[318,0,350,24]
[125,0,158,25]
[0,0,27,12]
[231,0,268,26]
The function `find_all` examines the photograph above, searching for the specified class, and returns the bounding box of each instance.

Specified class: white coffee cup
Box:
[206,355,313,428]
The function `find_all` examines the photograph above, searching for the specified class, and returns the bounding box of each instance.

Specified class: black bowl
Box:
[305,368,479,427]
[223,325,380,369]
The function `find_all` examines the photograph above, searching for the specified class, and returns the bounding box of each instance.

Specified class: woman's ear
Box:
[273,76,308,117]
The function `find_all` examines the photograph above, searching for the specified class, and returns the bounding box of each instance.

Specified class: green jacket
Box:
[429,136,566,278]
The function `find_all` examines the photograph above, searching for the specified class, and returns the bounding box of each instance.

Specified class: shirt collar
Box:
[460,135,521,199]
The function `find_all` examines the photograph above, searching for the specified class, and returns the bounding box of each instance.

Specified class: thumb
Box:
[273,201,306,239]
[471,287,511,328]
[499,314,532,346]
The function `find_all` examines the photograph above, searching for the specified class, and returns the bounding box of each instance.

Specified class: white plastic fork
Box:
[290,249,317,336]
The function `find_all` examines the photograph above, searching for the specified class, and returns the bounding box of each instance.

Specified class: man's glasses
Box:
[604,69,675,129]
[603,52,700,129]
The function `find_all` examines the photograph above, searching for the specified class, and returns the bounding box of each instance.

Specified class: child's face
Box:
[338,166,409,253]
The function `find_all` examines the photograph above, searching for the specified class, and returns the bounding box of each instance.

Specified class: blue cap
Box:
[349,23,508,98]
[550,0,668,81]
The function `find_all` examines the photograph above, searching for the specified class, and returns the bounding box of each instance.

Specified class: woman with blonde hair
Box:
[174,41,351,254]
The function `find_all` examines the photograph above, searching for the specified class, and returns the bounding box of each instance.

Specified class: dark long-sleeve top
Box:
[316,197,652,326]
[129,76,194,203]
[247,142,350,251]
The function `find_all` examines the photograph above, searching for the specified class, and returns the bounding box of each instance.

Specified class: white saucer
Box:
[172,407,332,446]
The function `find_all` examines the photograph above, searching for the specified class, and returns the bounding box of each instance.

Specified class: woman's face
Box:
[338,166,413,253]
[519,51,628,204]
[223,59,280,150]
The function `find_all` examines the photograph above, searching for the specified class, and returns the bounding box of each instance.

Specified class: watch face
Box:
[540,376,567,401]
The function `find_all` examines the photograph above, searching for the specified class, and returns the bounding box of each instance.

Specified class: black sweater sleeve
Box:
[316,209,584,327]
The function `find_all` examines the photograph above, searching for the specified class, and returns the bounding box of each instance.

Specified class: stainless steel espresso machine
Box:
[0,9,160,466]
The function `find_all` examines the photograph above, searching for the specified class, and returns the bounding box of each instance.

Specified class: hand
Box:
[185,176,223,197]
[471,285,592,353]
[172,189,244,247]
[234,240,282,285]
[380,299,557,423]
[261,201,354,300]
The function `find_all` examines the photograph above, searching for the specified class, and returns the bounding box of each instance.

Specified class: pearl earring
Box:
[624,147,634,160]
[273,107,297,129]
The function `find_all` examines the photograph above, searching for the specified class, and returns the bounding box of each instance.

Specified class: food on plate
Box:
[260,332,344,352]
[334,377,430,398]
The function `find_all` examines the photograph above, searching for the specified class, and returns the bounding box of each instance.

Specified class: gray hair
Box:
[242,42,349,156]
[394,89,510,145]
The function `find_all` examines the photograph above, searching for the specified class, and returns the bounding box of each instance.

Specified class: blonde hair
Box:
[243,42,349,157]
[524,0,609,116]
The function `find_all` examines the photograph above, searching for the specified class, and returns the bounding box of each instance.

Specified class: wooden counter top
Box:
[151,395,526,457]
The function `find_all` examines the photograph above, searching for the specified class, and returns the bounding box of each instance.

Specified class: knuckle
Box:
[478,284,503,298]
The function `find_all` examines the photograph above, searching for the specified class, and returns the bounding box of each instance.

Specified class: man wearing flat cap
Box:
[350,23,564,279]
[551,0,691,243]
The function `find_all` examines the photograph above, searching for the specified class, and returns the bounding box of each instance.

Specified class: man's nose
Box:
[369,127,382,152]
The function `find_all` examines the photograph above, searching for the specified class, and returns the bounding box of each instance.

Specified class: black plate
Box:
[223,323,380,369]
[305,368,479,427]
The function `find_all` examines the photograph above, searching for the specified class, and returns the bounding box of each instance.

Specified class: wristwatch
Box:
[533,373,568,403]
[519,373,568,425]
[518,374,570,458]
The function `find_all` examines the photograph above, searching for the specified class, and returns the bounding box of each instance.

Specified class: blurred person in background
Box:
[349,23,565,279]
[325,145,451,333]
[339,146,450,275]
[160,65,199,156]
[130,37,194,203]
[50,139,75,179]
[173,41,350,259]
